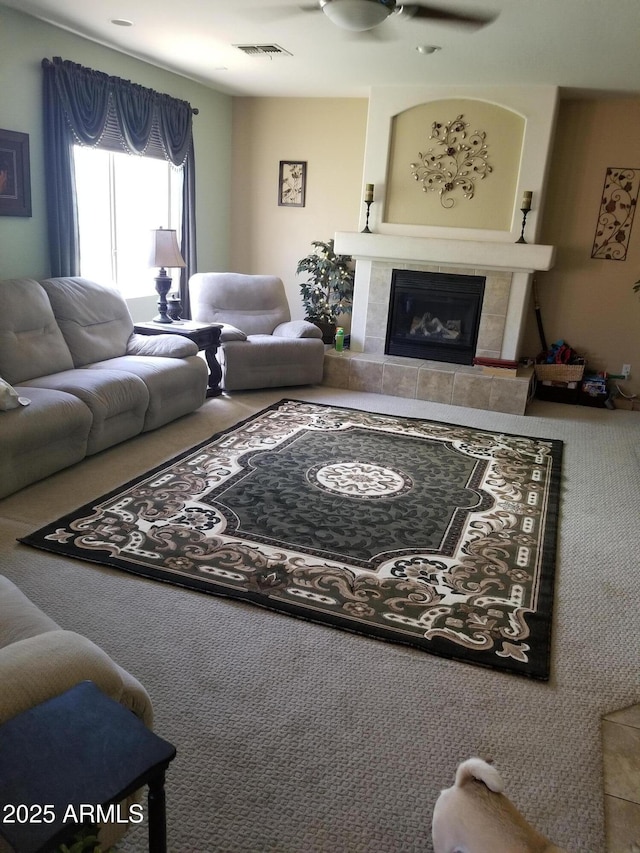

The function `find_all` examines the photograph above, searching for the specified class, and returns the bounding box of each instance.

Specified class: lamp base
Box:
[154,273,173,324]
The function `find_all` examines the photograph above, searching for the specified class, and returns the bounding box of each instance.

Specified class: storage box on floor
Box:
[612,395,640,411]
[536,379,580,403]
[535,370,609,407]
[578,374,609,407]
[534,361,585,404]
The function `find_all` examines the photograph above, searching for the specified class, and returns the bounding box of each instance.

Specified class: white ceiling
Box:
[5,0,640,98]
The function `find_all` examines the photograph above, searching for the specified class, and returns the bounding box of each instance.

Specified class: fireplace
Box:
[334,232,556,362]
[385,270,485,365]
[322,233,555,415]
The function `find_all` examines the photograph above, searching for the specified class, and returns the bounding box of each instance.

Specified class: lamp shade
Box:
[322,0,391,31]
[149,228,186,269]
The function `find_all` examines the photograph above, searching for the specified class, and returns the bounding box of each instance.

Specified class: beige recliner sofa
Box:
[0,574,153,851]
[0,276,209,499]
[0,575,152,728]
[189,272,325,391]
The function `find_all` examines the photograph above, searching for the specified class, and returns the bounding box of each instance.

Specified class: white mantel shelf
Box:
[334,232,556,273]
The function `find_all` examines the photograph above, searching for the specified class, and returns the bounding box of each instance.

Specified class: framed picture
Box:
[278,160,307,207]
[0,129,32,217]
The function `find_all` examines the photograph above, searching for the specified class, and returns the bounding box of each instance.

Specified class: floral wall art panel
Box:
[591,167,639,260]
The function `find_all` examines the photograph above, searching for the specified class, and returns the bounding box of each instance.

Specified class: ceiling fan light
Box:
[321,0,391,32]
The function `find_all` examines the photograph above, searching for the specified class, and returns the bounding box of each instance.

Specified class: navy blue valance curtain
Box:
[42,56,197,315]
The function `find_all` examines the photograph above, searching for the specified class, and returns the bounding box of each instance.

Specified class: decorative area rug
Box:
[21,400,563,679]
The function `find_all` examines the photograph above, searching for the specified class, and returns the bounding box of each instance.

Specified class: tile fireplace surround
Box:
[321,232,556,416]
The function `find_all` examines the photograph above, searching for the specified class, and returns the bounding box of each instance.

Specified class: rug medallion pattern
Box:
[21,400,563,678]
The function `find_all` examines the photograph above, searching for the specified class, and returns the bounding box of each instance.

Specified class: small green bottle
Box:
[335,326,344,352]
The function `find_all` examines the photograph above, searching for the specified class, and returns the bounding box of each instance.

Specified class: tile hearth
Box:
[322,349,534,415]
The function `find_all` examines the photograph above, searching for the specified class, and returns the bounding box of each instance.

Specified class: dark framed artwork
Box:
[278,160,306,207]
[0,129,32,217]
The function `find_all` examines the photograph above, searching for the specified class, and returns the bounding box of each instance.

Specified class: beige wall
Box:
[231,97,368,320]
[521,98,640,397]
[386,99,524,231]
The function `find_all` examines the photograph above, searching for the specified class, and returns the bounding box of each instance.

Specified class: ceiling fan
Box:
[303,0,497,32]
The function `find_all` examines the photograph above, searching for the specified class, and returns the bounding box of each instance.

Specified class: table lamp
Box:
[149,227,186,324]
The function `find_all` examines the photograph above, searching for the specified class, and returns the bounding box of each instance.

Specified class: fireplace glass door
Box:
[385,270,485,365]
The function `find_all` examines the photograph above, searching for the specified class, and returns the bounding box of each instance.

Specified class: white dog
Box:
[432,757,567,853]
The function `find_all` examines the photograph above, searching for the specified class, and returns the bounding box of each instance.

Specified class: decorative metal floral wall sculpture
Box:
[410,114,492,208]
[591,167,639,260]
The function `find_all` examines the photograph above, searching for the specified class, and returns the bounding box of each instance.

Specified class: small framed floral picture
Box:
[278,160,307,207]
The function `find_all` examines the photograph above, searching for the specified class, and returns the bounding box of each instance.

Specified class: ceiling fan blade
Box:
[398,3,497,29]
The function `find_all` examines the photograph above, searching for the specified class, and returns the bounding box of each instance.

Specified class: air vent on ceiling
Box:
[234,44,293,58]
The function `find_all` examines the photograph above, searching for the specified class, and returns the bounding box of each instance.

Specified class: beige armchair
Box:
[0,574,153,851]
[189,273,325,391]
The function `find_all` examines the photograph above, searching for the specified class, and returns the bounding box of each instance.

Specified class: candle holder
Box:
[362,200,373,233]
[516,206,531,244]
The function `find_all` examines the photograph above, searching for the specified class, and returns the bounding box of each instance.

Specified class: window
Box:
[74,146,183,298]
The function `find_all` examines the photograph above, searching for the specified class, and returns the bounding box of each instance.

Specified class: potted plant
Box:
[296,239,355,343]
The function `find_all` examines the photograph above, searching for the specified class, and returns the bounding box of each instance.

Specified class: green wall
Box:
[0,5,232,284]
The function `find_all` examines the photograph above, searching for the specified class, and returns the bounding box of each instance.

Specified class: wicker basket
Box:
[534,362,585,382]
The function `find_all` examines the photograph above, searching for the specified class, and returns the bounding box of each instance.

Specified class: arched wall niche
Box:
[360,85,558,243]
[385,98,525,231]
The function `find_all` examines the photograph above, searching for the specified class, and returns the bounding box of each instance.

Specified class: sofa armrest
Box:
[273,320,323,339]
[126,332,198,358]
[0,575,61,647]
[0,630,153,727]
[219,323,248,343]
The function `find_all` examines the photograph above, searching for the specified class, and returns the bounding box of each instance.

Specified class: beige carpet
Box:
[1,387,639,852]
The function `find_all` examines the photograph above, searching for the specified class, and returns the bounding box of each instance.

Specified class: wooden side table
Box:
[134,320,223,397]
[0,681,176,853]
